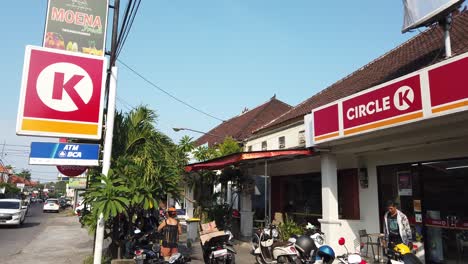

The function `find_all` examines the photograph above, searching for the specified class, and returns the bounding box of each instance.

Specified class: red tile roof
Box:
[256,10,468,133]
[195,96,292,147]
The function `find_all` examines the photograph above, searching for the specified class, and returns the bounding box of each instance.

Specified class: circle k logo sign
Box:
[393,85,415,111]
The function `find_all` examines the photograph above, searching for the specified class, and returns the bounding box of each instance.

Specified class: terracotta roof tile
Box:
[257,10,468,133]
[195,96,292,146]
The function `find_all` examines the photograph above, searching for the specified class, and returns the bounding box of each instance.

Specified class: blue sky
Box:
[0,1,419,181]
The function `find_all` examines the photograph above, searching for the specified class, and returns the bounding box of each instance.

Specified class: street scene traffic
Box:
[1,0,468,264]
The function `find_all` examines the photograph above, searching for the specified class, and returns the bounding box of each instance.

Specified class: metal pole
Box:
[93,66,118,264]
[442,15,452,58]
[264,160,268,225]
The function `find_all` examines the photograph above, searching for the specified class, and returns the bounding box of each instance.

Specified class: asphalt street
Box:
[0,202,52,258]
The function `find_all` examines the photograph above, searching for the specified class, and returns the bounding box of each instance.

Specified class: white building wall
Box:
[246,123,305,151]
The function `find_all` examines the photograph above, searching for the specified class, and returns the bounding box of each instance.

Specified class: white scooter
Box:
[252,224,300,264]
[336,237,367,264]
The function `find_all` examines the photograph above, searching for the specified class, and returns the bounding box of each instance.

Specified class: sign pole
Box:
[93,66,118,264]
[94,0,119,261]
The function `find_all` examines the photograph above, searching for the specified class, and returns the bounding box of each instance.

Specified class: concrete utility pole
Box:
[93,0,120,263]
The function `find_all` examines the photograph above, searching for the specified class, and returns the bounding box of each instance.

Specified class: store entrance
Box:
[378,158,468,264]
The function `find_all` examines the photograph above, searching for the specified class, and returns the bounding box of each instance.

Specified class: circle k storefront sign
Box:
[16,46,107,139]
[343,76,422,130]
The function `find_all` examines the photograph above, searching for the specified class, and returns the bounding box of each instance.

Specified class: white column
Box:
[185,186,194,218]
[318,153,341,251]
[240,192,253,237]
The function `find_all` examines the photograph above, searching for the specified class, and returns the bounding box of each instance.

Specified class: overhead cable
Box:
[117,59,227,122]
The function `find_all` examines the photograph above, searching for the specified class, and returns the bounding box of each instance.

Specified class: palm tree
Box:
[81,105,186,258]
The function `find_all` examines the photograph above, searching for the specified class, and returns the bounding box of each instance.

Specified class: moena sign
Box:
[16,46,106,139]
[310,51,468,145]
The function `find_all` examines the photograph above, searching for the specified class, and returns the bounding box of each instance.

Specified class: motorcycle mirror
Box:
[339,237,346,245]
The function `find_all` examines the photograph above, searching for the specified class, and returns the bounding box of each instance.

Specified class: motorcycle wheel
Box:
[251,234,260,252]
[277,256,300,264]
[228,254,235,264]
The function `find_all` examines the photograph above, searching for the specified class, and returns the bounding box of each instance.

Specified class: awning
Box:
[185,149,314,172]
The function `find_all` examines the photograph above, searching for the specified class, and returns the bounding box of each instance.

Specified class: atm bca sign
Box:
[16,46,106,139]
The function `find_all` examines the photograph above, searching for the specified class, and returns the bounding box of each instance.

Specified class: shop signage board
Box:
[16,46,106,139]
[310,51,468,145]
[29,142,100,166]
[43,0,109,56]
[57,165,88,177]
[68,177,87,189]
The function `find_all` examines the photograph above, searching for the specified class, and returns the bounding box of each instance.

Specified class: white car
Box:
[43,199,60,213]
[0,199,27,226]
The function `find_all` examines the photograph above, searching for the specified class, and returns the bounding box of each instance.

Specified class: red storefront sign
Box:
[310,51,468,145]
[342,75,422,135]
[428,55,468,114]
[16,46,106,139]
[313,104,339,142]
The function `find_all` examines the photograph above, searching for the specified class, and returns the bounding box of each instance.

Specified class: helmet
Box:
[168,207,177,217]
[316,245,335,263]
[295,235,315,257]
[393,243,411,255]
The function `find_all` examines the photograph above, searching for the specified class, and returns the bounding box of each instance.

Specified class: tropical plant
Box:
[278,214,304,241]
[82,171,130,221]
[0,182,20,195]
[80,105,187,259]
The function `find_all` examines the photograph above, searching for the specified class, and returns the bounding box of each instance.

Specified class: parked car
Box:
[43,199,60,213]
[74,200,91,215]
[0,199,27,226]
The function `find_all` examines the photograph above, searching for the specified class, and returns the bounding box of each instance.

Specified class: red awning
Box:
[185,149,314,172]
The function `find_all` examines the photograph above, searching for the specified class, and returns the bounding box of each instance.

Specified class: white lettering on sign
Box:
[67,152,82,158]
[347,97,390,120]
[393,86,414,111]
[36,62,93,112]
[63,144,79,151]
[346,86,415,121]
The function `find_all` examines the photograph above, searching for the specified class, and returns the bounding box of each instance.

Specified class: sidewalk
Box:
[4,212,93,264]
[178,230,253,264]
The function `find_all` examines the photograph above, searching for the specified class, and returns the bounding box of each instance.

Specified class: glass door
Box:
[419,159,468,264]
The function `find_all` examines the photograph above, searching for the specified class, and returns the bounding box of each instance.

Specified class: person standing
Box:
[383,200,413,248]
[157,207,182,260]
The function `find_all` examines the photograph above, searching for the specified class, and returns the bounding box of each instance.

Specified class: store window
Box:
[271,174,322,225]
[278,136,285,149]
[261,141,267,151]
[378,158,468,263]
[298,130,306,147]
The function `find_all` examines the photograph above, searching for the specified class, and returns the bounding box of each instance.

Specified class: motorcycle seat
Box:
[272,241,292,248]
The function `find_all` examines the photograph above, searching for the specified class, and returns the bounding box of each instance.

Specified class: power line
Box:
[117,59,227,123]
[116,0,142,59]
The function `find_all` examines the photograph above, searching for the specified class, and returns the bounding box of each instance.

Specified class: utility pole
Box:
[1,140,5,159]
[93,0,119,263]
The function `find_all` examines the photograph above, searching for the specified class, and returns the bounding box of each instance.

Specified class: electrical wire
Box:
[117,59,227,122]
[116,0,142,59]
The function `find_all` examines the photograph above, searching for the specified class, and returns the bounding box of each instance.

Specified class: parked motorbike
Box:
[202,231,236,264]
[336,237,367,264]
[288,223,326,263]
[252,224,300,264]
[385,243,422,264]
[128,228,161,264]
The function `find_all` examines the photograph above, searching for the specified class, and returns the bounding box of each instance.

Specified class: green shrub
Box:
[278,214,304,241]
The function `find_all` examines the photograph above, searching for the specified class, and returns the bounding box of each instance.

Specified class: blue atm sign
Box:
[29,142,100,166]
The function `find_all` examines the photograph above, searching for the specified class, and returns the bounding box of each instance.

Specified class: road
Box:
[0,202,52,257]
[0,202,93,264]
